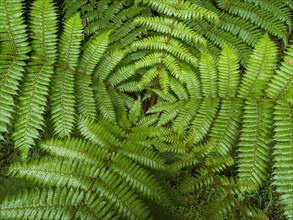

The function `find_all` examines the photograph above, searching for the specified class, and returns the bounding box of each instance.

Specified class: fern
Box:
[215,0,289,40]
[0,0,30,140]
[162,34,292,218]
[266,44,293,101]
[189,0,292,65]
[238,33,278,98]
[0,0,293,219]
[270,44,293,219]
[236,34,278,188]
[1,136,170,219]
[273,101,293,219]
[237,99,274,187]
[50,13,83,138]
[12,0,58,159]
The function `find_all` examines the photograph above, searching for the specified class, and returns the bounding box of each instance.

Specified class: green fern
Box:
[270,44,293,219]
[162,35,292,219]
[189,0,292,65]
[1,135,170,219]
[236,33,278,188]
[49,14,82,138]
[0,0,293,219]
[215,0,289,41]
[12,0,58,159]
[0,0,30,141]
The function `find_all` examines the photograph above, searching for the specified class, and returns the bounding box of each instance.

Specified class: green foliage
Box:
[1,118,171,219]
[271,45,293,219]
[190,0,292,65]
[0,0,30,141]
[0,0,292,219]
[154,35,292,219]
[12,0,58,159]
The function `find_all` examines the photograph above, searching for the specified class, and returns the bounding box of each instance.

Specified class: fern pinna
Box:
[0,0,293,219]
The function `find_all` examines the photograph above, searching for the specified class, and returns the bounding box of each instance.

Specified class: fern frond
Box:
[78,117,167,170]
[78,117,121,148]
[109,26,147,51]
[215,0,289,41]
[152,89,177,102]
[2,133,174,219]
[210,99,243,156]
[78,31,110,75]
[147,100,184,126]
[12,64,55,158]
[147,101,179,114]
[186,98,219,145]
[266,43,293,102]
[0,0,30,57]
[189,0,291,66]
[216,13,263,46]
[134,16,207,47]
[94,49,127,81]
[64,0,148,54]
[273,101,293,219]
[0,0,30,140]
[169,77,189,100]
[157,69,169,93]
[9,157,98,190]
[139,67,159,87]
[118,81,144,92]
[95,81,116,122]
[179,168,213,193]
[170,140,216,170]
[244,0,292,31]
[180,64,202,98]
[128,97,142,124]
[63,0,87,19]
[237,99,274,188]
[238,34,278,98]
[0,60,26,140]
[281,0,293,10]
[206,45,243,155]
[218,44,240,98]
[188,18,252,65]
[206,154,235,173]
[50,14,83,137]
[0,188,87,220]
[202,177,268,220]
[28,0,58,62]
[199,52,218,97]
[132,36,198,67]
[12,0,58,159]
[108,65,137,86]
[172,99,202,135]
[163,54,182,81]
[108,88,133,130]
[136,0,219,24]
[134,52,164,69]
[76,74,96,119]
